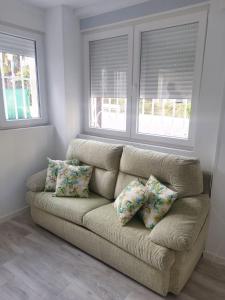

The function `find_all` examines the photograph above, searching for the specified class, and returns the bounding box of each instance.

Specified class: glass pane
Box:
[4,78,16,120]
[2,53,12,76]
[22,56,31,78]
[90,97,126,131]
[89,35,128,132]
[138,99,190,139]
[138,23,198,139]
[0,52,40,121]
[0,34,40,122]
[15,80,25,119]
[13,55,21,77]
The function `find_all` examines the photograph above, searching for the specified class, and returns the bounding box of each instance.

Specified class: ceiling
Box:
[20,0,150,18]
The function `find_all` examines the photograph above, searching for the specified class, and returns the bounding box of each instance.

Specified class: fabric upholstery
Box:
[31,206,171,296]
[150,194,210,251]
[27,191,110,226]
[114,179,147,225]
[26,169,47,192]
[30,204,209,296]
[169,217,209,294]
[55,165,93,197]
[66,139,123,199]
[83,203,175,271]
[89,168,118,199]
[26,191,34,206]
[116,145,203,197]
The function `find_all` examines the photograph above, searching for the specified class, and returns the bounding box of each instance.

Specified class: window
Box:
[89,35,128,132]
[0,26,47,128]
[137,23,198,139]
[83,11,207,147]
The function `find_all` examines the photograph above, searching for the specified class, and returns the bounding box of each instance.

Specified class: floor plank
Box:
[0,211,225,300]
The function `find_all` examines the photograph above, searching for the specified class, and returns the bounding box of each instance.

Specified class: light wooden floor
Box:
[0,211,225,300]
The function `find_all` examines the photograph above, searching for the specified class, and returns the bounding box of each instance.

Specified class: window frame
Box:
[83,27,134,138]
[0,24,48,129]
[131,11,207,148]
[82,10,207,149]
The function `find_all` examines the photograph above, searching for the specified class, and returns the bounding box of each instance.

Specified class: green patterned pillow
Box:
[45,158,80,192]
[114,179,147,225]
[139,175,178,229]
[55,165,93,197]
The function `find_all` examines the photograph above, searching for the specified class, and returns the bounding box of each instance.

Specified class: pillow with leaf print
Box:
[139,175,178,229]
[55,165,93,198]
[45,158,80,192]
[114,179,147,225]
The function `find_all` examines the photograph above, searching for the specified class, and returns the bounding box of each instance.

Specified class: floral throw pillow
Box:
[45,158,80,192]
[139,175,178,229]
[114,179,147,225]
[54,165,93,198]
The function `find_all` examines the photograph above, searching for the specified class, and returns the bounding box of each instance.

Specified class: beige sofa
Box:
[26,139,209,296]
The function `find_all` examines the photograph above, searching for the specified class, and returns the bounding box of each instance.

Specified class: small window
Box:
[89,34,129,132]
[0,29,47,128]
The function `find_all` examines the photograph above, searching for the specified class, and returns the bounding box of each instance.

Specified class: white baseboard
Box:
[204,250,225,266]
[0,206,29,224]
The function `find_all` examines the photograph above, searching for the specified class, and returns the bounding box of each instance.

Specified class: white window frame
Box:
[82,10,207,149]
[83,27,133,138]
[0,24,48,129]
[132,11,207,148]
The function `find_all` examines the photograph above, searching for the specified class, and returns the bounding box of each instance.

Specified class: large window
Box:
[83,11,207,147]
[0,26,47,128]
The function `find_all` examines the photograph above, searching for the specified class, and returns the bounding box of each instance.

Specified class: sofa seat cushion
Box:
[27,191,110,226]
[83,204,175,271]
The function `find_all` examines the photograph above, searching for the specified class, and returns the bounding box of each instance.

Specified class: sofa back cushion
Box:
[115,146,203,198]
[66,139,123,199]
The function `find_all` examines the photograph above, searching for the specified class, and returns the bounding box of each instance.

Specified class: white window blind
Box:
[139,22,199,100]
[0,32,35,57]
[90,35,128,98]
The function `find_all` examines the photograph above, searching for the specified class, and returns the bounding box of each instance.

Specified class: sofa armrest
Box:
[150,194,210,251]
[26,169,47,192]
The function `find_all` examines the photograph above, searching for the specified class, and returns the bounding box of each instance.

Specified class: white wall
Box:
[45,6,81,159]
[0,1,56,221]
[194,0,225,172]
[0,0,45,32]
[205,2,225,259]
[202,0,225,262]
[207,86,225,262]
[0,126,55,221]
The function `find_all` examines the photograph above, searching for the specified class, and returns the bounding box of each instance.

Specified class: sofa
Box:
[26,138,209,296]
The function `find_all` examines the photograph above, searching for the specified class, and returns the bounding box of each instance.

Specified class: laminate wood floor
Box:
[0,211,225,300]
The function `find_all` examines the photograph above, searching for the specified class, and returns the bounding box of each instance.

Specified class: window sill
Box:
[0,123,53,133]
[78,132,196,157]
